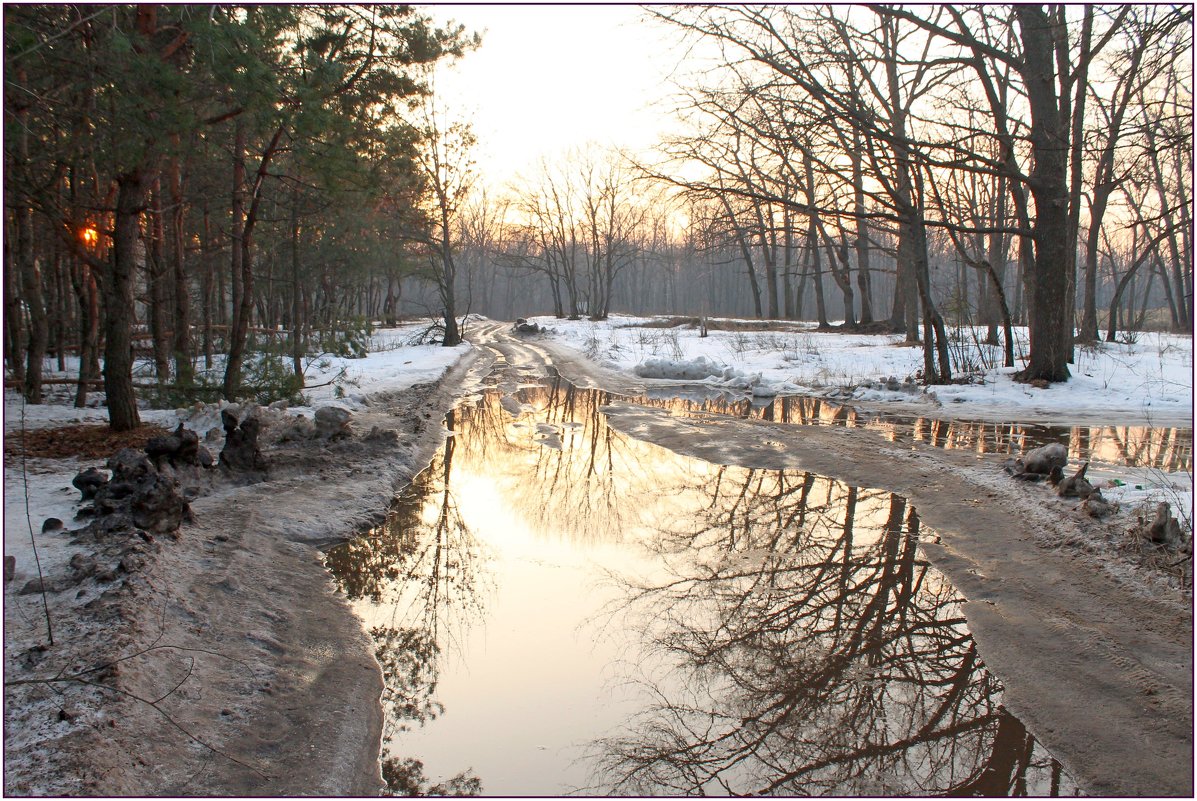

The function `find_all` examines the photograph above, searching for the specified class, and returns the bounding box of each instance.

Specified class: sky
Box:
[424,5,689,191]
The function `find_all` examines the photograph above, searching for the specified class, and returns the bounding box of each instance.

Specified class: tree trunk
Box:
[73,262,101,408]
[14,90,47,403]
[1013,5,1072,383]
[810,236,828,328]
[104,173,147,431]
[17,203,48,404]
[3,217,26,385]
[1061,7,1092,363]
[224,123,284,399]
[981,174,1010,353]
[147,179,171,382]
[168,150,193,385]
[290,185,305,383]
[1077,25,1144,343]
[851,140,874,325]
[782,205,796,319]
[50,241,68,372]
[225,121,246,399]
[200,203,215,368]
[761,229,779,319]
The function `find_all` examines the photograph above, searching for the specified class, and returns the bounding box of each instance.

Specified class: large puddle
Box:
[636,388,1191,474]
[328,378,1083,795]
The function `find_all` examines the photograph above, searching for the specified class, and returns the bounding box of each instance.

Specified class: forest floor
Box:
[3,316,1193,796]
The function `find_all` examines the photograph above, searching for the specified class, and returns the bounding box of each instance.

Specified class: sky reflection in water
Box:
[326,378,1080,796]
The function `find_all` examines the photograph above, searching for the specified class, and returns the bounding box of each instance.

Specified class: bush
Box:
[313,317,373,359]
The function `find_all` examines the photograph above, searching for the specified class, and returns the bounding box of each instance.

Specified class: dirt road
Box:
[3,350,490,796]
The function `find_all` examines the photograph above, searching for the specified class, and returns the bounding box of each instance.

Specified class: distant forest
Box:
[5,5,1192,428]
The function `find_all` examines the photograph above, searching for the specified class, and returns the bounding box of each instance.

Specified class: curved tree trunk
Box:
[224,122,284,399]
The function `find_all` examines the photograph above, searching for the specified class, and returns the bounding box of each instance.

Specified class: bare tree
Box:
[408,94,476,346]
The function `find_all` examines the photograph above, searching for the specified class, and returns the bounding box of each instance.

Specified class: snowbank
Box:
[529,314,1193,426]
[3,320,471,580]
[633,356,800,397]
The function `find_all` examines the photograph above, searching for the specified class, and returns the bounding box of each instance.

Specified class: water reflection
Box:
[326,414,490,793]
[328,378,1078,796]
[449,379,668,546]
[641,392,1191,473]
[592,470,1073,796]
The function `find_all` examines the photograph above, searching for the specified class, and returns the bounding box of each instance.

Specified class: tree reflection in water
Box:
[450,376,665,546]
[591,470,1075,796]
[326,379,1079,796]
[326,409,489,795]
[652,391,1191,472]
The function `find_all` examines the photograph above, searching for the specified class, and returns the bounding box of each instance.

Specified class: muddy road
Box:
[7,321,1187,796]
[461,321,1193,796]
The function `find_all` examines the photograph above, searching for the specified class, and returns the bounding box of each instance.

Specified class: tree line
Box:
[5,5,1192,430]
[398,4,1191,384]
[5,4,476,428]
[632,5,1191,384]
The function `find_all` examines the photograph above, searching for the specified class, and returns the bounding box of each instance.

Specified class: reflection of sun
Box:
[81,226,98,246]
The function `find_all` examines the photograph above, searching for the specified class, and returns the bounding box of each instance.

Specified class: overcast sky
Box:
[425,5,690,190]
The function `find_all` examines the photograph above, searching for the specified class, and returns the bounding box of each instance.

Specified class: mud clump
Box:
[315,404,354,439]
[46,435,198,600]
[220,410,266,474]
[1134,502,1189,549]
[89,448,191,535]
[72,467,109,500]
[146,422,212,472]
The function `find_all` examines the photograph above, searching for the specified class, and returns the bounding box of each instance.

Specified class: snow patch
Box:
[633,356,801,398]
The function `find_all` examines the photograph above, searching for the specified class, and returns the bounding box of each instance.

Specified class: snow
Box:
[3,321,470,584]
[634,355,801,397]
[527,314,1194,427]
[289,328,470,413]
[3,456,90,586]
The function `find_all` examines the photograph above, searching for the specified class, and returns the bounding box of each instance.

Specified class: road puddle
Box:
[640,390,1191,473]
[328,378,1079,796]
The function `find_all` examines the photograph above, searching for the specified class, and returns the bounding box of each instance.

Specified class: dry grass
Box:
[4,423,172,460]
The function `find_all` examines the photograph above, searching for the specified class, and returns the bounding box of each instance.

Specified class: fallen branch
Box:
[5,637,265,779]
[13,671,272,780]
